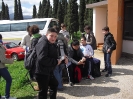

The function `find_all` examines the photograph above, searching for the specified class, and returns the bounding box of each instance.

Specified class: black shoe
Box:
[102,69,107,72]
[57,88,64,91]
[105,74,112,77]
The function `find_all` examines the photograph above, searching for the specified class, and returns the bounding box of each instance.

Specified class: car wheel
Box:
[12,53,19,61]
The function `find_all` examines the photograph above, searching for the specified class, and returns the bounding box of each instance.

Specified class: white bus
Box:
[0,18,58,40]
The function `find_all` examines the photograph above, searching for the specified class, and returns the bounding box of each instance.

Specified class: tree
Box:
[79,0,85,32]
[14,0,18,20]
[38,1,42,18]
[41,0,47,17]
[67,0,79,36]
[53,0,59,18]
[32,5,37,18]
[18,0,23,20]
[5,4,10,20]
[62,0,68,23]
[0,11,1,20]
[44,0,50,18]
[1,0,5,20]
[57,1,63,25]
[48,5,52,18]
[84,0,93,27]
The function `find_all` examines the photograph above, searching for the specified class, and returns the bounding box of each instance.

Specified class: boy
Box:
[102,26,116,77]
[35,28,62,99]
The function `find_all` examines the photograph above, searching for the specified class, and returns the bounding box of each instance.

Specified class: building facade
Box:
[86,0,133,64]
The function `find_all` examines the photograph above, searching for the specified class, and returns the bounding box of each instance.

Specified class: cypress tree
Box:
[62,0,68,23]
[18,0,23,20]
[42,0,47,17]
[44,0,50,18]
[67,0,79,36]
[32,5,37,18]
[14,0,18,20]
[48,5,52,18]
[1,0,5,20]
[53,0,59,18]
[5,4,10,20]
[0,11,1,20]
[57,1,63,25]
[38,1,42,18]
[79,0,85,32]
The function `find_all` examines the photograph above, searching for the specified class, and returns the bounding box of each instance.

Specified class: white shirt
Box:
[59,30,70,37]
[80,44,93,57]
[21,34,31,50]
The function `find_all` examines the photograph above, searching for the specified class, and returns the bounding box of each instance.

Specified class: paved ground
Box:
[56,50,133,99]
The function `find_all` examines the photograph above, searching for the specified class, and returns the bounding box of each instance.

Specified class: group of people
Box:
[0,22,116,99]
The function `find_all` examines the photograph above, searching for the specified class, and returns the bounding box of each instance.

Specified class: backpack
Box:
[92,58,101,77]
[74,66,82,83]
[24,48,37,71]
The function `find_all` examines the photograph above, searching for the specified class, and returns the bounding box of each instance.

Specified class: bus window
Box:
[28,21,46,30]
[48,21,58,28]
[0,24,10,32]
[11,23,28,31]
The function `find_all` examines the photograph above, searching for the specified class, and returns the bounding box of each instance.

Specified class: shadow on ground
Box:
[17,96,35,99]
[59,86,120,97]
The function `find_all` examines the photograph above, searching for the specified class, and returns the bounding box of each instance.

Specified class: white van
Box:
[0,18,58,40]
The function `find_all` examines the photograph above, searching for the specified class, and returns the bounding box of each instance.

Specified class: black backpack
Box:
[24,48,37,71]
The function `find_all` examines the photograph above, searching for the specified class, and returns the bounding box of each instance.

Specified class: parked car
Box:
[3,42,25,61]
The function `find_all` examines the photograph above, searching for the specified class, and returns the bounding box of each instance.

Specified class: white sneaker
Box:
[87,75,94,80]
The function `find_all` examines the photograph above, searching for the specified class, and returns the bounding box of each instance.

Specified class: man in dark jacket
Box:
[102,26,116,77]
[84,25,97,50]
[35,28,62,99]
[68,40,86,86]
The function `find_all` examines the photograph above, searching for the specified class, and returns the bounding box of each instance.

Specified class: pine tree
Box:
[67,0,79,36]
[44,0,50,18]
[5,4,10,20]
[57,1,63,26]
[38,1,42,18]
[48,5,52,18]
[18,0,23,20]
[53,0,59,18]
[1,0,5,20]
[14,0,18,20]
[42,0,47,17]
[62,0,68,23]
[32,5,37,18]
[79,0,85,32]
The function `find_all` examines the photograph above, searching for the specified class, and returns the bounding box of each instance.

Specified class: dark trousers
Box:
[0,68,12,98]
[35,73,58,99]
[104,52,112,74]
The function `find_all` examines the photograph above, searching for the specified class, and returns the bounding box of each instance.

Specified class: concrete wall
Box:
[108,0,124,64]
[122,40,133,54]
[93,7,107,44]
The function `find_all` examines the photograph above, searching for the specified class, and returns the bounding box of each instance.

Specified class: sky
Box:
[0,0,79,16]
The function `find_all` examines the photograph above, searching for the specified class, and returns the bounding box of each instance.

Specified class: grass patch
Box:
[0,61,37,99]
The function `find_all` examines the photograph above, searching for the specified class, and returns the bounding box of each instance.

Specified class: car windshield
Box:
[4,42,19,49]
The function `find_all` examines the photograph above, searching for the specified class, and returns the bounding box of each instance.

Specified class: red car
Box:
[3,42,25,61]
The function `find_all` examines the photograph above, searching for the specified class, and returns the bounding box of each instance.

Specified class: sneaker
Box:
[69,82,74,86]
[87,75,94,80]
[102,69,107,72]
[105,74,112,77]
[3,97,16,99]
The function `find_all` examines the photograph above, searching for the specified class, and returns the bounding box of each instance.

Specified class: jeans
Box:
[0,68,12,98]
[35,73,58,99]
[104,52,112,74]
[53,64,65,89]
[85,58,94,76]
